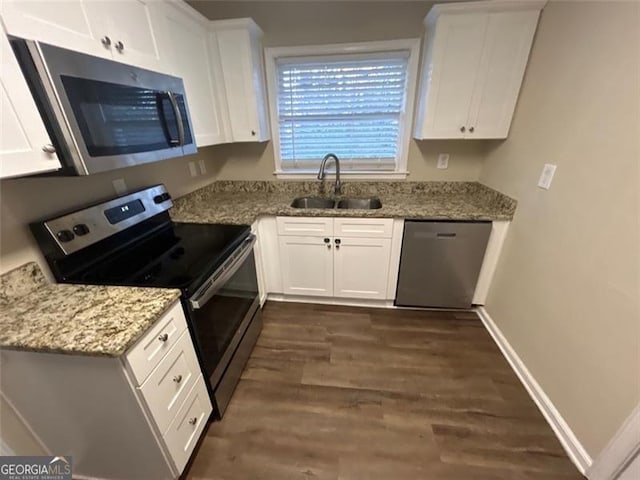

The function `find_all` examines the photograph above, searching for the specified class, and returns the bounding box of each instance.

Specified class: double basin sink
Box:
[291,197,382,210]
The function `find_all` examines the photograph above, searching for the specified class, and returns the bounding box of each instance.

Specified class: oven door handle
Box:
[188,234,256,310]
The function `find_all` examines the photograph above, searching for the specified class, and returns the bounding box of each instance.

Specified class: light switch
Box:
[188,161,198,178]
[198,159,207,175]
[538,164,557,190]
[112,178,127,195]
[437,154,449,169]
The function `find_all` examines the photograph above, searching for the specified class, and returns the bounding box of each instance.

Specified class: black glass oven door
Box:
[188,250,259,387]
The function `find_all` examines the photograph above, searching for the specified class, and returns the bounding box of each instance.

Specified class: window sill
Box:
[274,170,409,180]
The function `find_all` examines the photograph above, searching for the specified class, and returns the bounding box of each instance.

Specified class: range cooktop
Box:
[74,222,250,296]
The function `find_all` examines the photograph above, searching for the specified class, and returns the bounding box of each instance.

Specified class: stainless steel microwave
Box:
[11,39,197,176]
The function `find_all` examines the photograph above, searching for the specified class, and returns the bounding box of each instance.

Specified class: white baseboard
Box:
[476,307,592,475]
[266,293,395,309]
[588,403,640,480]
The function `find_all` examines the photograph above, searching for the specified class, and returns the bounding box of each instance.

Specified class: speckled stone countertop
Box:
[170,181,516,225]
[0,263,181,357]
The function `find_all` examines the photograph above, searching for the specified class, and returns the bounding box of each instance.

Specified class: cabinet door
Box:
[466,10,540,139]
[215,26,270,142]
[0,25,61,178]
[278,236,333,297]
[86,0,164,72]
[415,13,487,139]
[334,237,392,300]
[157,3,226,145]
[0,0,110,59]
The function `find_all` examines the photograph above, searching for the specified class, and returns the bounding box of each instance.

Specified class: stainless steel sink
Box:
[290,197,336,209]
[336,197,382,210]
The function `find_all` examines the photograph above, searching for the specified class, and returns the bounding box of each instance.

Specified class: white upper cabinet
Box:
[0,0,166,71]
[84,0,164,72]
[156,1,227,146]
[211,19,270,143]
[0,0,109,59]
[414,0,544,140]
[0,24,61,178]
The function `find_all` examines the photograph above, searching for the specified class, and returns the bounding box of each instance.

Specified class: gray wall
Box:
[479,0,640,457]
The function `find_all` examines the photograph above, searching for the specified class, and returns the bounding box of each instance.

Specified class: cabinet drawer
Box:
[140,330,201,435]
[163,375,212,473]
[277,217,333,237]
[125,301,188,386]
[334,218,393,238]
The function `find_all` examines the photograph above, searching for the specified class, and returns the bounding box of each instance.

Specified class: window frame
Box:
[264,39,421,179]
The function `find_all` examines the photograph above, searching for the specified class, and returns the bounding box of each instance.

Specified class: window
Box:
[265,40,420,178]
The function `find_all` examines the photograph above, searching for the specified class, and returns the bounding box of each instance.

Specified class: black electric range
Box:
[30,184,262,418]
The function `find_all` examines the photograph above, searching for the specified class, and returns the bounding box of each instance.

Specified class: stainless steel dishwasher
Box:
[395,221,492,308]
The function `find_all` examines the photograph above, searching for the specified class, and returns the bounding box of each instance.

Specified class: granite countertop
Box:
[170,180,517,225]
[0,263,181,357]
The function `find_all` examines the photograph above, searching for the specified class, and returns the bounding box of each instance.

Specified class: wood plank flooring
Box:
[186,302,584,480]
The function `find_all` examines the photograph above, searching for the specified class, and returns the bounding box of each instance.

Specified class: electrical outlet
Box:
[538,164,557,190]
[198,159,207,175]
[112,178,127,195]
[437,154,449,169]
[188,161,198,178]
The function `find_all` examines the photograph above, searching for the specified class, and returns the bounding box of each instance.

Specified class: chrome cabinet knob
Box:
[101,36,111,48]
[173,374,183,383]
[324,238,330,243]
[251,130,256,136]
[158,333,169,342]
[188,417,197,425]
[460,126,466,133]
[469,126,475,133]
[42,144,56,154]
[115,41,124,52]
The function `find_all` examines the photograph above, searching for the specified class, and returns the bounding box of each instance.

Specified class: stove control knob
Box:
[73,224,90,236]
[153,193,171,204]
[56,230,75,243]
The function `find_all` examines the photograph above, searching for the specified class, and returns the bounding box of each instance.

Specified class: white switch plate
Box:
[188,161,198,178]
[538,163,557,189]
[198,159,207,175]
[437,154,449,169]
[112,178,127,195]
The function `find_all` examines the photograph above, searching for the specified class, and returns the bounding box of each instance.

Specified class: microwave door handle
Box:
[189,234,257,310]
[166,91,185,146]
[158,92,180,147]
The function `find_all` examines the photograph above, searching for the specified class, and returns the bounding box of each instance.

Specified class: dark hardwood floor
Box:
[186,302,584,480]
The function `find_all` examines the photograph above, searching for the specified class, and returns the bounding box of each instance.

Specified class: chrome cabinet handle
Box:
[460,126,466,133]
[42,144,56,154]
[188,417,197,425]
[115,41,124,52]
[173,374,182,383]
[101,36,111,48]
[158,333,169,342]
[469,126,475,133]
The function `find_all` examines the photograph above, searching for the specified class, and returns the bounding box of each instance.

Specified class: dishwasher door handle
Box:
[436,233,457,238]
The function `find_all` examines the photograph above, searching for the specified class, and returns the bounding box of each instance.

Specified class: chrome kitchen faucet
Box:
[317,153,341,195]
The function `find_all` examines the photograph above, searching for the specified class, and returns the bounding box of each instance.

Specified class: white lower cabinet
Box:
[334,237,392,299]
[0,300,211,480]
[276,217,395,301]
[279,235,334,297]
[163,375,210,473]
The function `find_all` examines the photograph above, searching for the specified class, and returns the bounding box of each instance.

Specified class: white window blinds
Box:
[276,52,410,170]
